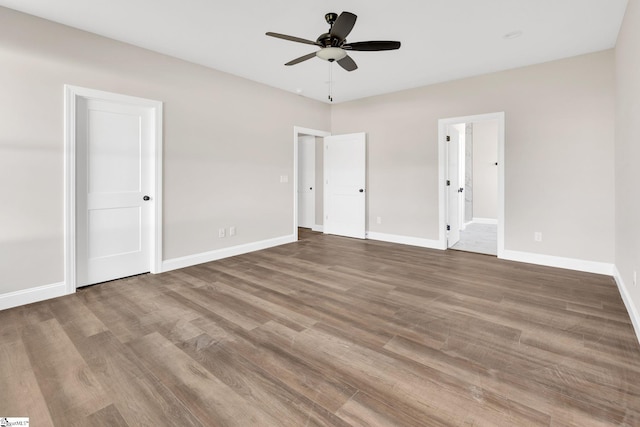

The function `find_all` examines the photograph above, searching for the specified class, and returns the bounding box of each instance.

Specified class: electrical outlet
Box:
[280,175,289,183]
[376,216,382,225]
[218,228,226,238]
[229,226,236,236]
[534,232,542,242]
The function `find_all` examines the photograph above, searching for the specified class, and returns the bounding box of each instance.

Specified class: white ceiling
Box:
[0,0,628,103]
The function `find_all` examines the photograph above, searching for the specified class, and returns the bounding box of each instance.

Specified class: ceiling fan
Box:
[266,11,401,72]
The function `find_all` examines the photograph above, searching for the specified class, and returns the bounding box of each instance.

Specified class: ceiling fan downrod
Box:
[325,12,338,27]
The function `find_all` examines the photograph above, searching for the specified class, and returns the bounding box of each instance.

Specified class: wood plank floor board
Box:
[259,288,398,349]
[250,253,398,293]
[250,320,464,425]
[18,299,56,325]
[385,332,639,426]
[71,404,129,427]
[76,330,205,427]
[167,283,271,331]
[178,334,353,427]
[336,390,456,427]
[0,339,55,426]
[77,285,159,343]
[201,262,303,296]
[189,275,319,329]
[257,320,480,423]
[46,294,108,339]
[128,331,282,426]
[216,328,358,413]
[265,320,535,425]
[2,229,640,425]
[20,318,112,424]
[384,334,549,407]
[0,304,22,344]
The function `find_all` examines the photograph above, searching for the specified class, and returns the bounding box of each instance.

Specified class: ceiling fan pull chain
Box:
[328,62,333,102]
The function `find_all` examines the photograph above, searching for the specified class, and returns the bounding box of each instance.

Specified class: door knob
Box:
[143,195,150,201]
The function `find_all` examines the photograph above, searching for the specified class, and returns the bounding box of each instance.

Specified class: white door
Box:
[76,98,154,286]
[298,135,315,228]
[447,125,462,247]
[457,126,466,231]
[324,132,366,239]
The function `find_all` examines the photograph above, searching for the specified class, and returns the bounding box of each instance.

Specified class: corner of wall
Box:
[613,266,640,346]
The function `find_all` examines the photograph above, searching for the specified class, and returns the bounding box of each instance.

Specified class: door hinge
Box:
[447,225,451,231]
[446,180,450,186]
[446,135,450,142]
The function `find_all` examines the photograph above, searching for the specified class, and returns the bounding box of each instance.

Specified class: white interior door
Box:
[447,125,461,247]
[458,127,466,231]
[324,132,366,239]
[76,98,154,286]
[297,135,315,228]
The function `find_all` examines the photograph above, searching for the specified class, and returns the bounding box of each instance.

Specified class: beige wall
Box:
[331,50,615,262]
[0,7,330,294]
[615,0,640,327]
[472,120,498,220]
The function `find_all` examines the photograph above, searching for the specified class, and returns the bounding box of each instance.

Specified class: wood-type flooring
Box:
[1,229,640,426]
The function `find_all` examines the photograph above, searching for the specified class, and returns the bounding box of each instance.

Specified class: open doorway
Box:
[438,113,505,258]
[293,127,330,239]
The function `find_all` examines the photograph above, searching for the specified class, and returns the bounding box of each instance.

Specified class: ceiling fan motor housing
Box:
[317,33,343,48]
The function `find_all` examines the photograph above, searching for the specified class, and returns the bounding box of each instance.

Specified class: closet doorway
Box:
[439,113,505,257]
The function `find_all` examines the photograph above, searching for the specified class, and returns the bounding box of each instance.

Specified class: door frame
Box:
[446,123,464,248]
[293,126,330,238]
[64,85,163,294]
[438,112,505,257]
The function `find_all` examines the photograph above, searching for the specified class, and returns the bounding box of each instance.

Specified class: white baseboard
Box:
[472,217,498,225]
[312,224,324,232]
[162,234,296,272]
[0,282,69,311]
[366,231,444,250]
[613,266,640,346]
[501,249,614,276]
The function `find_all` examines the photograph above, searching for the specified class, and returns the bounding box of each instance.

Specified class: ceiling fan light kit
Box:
[316,47,347,62]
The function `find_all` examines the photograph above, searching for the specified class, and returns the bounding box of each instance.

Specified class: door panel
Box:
[77,98,153,286]
[88,109,141,193]
[88,207,141,258]
[324,133,366,239]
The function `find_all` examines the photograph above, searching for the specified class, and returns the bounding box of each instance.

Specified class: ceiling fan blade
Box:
[330,12,357,41]
[266,32,321,47]
[285,51,318,66]
[337,54,358,72]
[344,41,401,51]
